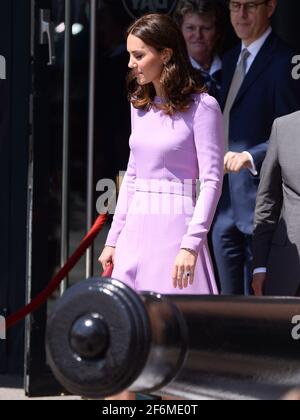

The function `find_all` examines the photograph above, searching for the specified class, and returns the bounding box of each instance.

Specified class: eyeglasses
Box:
[228,1,269,13]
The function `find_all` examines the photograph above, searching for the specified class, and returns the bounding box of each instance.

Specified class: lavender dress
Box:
[105,93,224,294]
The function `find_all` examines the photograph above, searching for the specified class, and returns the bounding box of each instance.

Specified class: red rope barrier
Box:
[6,213,108,329]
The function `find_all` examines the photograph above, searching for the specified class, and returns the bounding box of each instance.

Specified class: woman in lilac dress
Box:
[99,13,224,296]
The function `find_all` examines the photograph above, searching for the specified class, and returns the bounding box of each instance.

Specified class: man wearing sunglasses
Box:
[212,0,300,295]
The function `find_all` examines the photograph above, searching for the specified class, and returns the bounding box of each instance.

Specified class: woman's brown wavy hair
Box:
[126,14,206,116]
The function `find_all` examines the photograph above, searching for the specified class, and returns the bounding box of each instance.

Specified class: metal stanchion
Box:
[86,0,97,279]
[60,0,71,296]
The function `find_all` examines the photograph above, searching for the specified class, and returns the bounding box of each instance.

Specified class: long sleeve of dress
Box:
[180,95,224,253]
[105,108,136,247]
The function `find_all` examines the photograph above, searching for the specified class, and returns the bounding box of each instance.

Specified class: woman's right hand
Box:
[98,246,115,271]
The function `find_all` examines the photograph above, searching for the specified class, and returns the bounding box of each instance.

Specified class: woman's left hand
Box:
[172,249,197,289]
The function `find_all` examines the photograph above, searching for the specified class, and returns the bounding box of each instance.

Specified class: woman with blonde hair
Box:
[174,0,226,99]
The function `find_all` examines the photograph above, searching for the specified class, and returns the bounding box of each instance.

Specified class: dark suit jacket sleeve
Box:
[247,142,268,170]
[252,119,283,268]
[248,52,300,170]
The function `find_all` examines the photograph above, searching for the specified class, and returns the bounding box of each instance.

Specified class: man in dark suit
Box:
[211,0,300,294]
[252,112,300,296]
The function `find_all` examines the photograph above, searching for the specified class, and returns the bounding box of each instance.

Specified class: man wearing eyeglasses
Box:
[211,0,300,295]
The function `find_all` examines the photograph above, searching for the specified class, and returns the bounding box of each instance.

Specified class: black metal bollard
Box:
[46,278,300,400]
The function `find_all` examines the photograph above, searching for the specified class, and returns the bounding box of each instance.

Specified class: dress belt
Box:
[135,178,197,198]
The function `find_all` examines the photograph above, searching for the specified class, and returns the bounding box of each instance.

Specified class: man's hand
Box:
[224,151,252,173]
[252,272,267,296]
